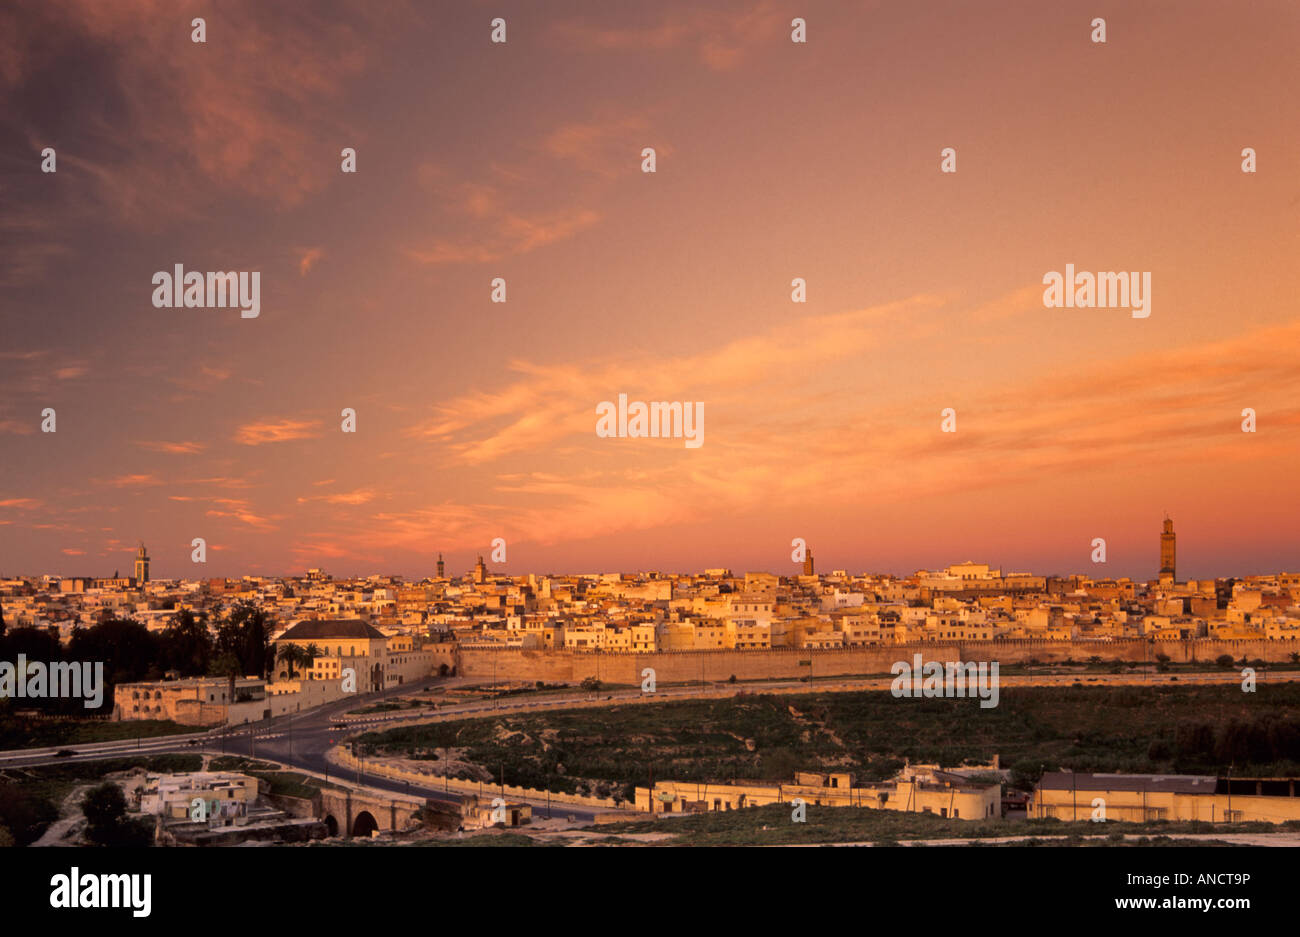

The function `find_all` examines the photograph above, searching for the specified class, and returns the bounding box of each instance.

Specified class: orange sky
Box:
[2,0,1299,580]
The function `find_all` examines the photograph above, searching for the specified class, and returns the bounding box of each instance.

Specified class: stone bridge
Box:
[319,787,434,839]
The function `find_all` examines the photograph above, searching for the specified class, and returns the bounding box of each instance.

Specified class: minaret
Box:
[802,551,814,576]
[1159,517,1176,582]
[436,554,445,578]
[474,555,487,584]
[134,542,150,585]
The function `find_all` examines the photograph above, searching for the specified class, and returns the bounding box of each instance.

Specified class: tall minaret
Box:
[1159,517,1176,582]
[436,554,445,579]
[802,551,815,576]
[474,555,487,584]
[134,542,150,585]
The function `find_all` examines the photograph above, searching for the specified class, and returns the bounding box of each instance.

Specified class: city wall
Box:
[331,748,626,813]
[456,639,1297,685]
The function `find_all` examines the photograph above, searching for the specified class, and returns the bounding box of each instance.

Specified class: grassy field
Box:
[0,716,194,750]
[357,683,1300,800]
[248,770,342,798]
[207,756,280,772]
[588,803,1300,845]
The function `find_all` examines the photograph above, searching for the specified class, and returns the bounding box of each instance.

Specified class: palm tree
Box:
[277,643,302,679]
[302,643,321,678]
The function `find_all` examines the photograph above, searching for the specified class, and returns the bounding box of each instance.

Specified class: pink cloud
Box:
[234,419,323,446]
[138,440,207,455]
[297,247,324,276]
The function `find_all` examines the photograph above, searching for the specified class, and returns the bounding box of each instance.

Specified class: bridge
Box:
[318,787,435,839]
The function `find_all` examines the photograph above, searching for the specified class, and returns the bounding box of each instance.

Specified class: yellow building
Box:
[636,764,1000,821]
[1030,772,1300,824]
[275,618,435,691]
[275,618,387,665]
[115,676,267,724]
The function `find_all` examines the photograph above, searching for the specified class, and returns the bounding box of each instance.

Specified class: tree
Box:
[161,608,213,676]
[225,601,271,678]
[81,783,127,843]
[0,783,58,845]
[1009,759,1046,792]
[67,618,160,692]
[0,626,68,713]
[760,747,800,781]
[277,644,304,679]
[215,602,272,678]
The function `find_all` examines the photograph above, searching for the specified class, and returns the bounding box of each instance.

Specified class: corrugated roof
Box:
[1038,772,1217,794]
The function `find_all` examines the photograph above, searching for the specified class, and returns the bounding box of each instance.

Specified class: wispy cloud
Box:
[405,207,600,266]
[297,246,324,276]
[297,488,376,506]
[205,508,279,531]
[549,2,783,72]
[97,474,164,488]
[235,419,323,446]
[138,440,207,455]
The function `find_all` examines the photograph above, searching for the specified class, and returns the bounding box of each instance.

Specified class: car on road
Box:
[54,749,75,758]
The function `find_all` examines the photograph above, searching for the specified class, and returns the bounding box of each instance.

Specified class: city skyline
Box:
[4,517,1291,585]
[4,1,1300,580]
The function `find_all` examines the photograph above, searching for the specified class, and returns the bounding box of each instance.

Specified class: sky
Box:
[2,0,1299,581]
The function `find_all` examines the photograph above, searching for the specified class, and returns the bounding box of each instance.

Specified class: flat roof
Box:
[1038,772,1217,794]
